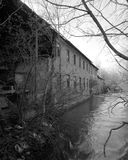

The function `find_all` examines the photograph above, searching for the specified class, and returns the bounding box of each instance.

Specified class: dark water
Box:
[60,93,128,160]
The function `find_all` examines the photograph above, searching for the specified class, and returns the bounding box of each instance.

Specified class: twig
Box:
[108,47,128,72]
[81,0,128,61]
[111,100,124,114]
[103,121,128,157]
[0,3,24,26]
[45,0,87,12]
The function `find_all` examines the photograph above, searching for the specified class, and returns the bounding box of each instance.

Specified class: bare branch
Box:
[58,13,88,26]
[103,121,128,157]
[45,0,87,12]
[90,4,128,38]
[39,2,57,29]
[68,32,128,37]
[105,21,128,32]
[108,47,128,72]
[110,100,124,114]
[81,0,128,61]
[111,0,128,8]
[0,3,24,26]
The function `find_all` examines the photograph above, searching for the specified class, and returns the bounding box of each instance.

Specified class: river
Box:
[59,93,128,160]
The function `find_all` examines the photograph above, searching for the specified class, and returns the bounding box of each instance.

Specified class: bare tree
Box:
[35,0,127,62]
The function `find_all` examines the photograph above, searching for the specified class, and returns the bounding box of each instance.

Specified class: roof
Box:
[50,24,98,70]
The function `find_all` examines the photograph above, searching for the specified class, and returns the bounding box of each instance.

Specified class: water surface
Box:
[60,93,128,160]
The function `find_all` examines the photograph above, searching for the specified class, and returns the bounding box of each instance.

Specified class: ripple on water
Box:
[77,93,128,160]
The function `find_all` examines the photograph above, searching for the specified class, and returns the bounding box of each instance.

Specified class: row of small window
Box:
[66,75,89,90]
[67,49,92,72]
[55,44,94,74]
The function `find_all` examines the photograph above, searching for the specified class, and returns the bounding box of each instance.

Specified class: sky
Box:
[21,0,127,74]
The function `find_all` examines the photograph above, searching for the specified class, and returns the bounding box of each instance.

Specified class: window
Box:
[86,63,88,72]
[74,54,76,65]
[57,74,61,89]
[67,49,70,62]
[79,77,81,89]
[90,66,91,74]
[79,57,81,68]
[83,78,85,89]
[87,78,88,90]
[88,64,90,73]
[66,75,70,88]
[74,76,77,89]
[90,66,92,74]
[83,61,85,69]
[56,43,61,57]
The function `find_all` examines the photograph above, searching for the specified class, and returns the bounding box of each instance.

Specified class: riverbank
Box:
[0,94,105,160]
[64,95,91,111]
[0,103,73,160]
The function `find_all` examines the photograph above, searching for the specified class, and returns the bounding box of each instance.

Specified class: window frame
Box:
[56,43,61,57]
[83,77,85,90]
[74,76,77,89]
[66,74,70,88]
[67,49,70,62]
[79,57,81,68]
[79,77,81,89]
[83,60,85,69]
[74,54,76,65]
